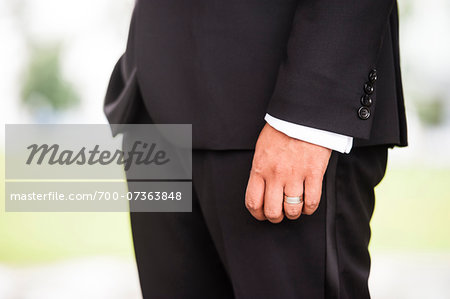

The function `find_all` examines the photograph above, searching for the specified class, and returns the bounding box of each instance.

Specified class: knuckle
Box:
[264,208,281,220]
[245,199,260,211]
[272,164,287,175]
[251,165,264,176]
[304,201,319,213]
[285,207,301,218]
[307,200,320,209]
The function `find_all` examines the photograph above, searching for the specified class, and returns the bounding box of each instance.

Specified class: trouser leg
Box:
[192,147,387,299]
[331,146,388,299]
[129,191,234,298]
[128,145,387,299]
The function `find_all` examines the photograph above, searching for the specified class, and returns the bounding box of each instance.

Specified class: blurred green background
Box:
[0,157,134,263]
[1,163,449,263]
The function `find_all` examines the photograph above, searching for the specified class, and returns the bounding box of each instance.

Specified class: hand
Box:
[245,123,332,223]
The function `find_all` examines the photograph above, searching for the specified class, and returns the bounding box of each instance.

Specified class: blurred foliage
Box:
[20,44,80,112]
[399,0,414,18]
[414,97,446,127]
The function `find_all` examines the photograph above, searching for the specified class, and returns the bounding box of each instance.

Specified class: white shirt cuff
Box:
[264,113,353,154]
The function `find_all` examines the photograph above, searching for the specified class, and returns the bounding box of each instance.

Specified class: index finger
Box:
[245,172,266,221]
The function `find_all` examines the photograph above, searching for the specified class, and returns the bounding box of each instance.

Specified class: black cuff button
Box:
[364,82,374,94]
[358,107,371,120]
[361,94,373,107]
[369,69,377,83]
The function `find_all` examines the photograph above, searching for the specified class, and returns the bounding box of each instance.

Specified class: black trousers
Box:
[129,147,388,299]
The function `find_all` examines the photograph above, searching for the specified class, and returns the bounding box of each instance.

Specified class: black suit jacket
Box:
[104,0,407,150]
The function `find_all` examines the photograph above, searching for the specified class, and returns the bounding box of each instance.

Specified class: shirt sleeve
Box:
[265,113,353,154]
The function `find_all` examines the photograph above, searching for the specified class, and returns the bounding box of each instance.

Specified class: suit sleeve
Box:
[267,0,395,139]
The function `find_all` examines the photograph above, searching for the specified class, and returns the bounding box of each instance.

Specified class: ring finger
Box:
[283,180,304,220]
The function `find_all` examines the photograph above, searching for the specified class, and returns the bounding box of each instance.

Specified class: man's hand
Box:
[245,123,332,223]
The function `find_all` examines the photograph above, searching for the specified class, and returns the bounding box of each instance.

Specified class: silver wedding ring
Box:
[284,195,303,204]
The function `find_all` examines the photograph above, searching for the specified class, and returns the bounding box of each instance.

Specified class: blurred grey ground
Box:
[0,257,142,299]
[0,254,449,299]
[370,253,450,299]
